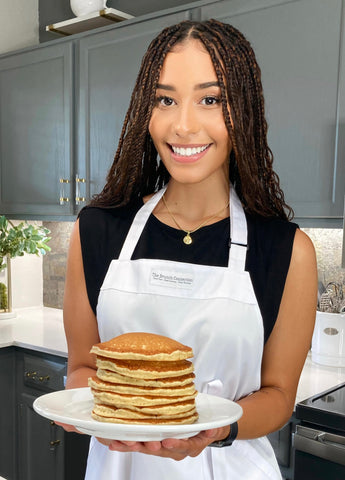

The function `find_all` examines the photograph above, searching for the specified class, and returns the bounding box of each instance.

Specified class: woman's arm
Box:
[63,219,100,388]
[235,228,317,438]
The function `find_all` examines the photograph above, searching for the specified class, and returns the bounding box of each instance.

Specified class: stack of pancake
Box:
[88,332,198,425]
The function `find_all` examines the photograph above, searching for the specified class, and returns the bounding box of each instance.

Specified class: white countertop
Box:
[0,306,66,357]
[1,306,345,402]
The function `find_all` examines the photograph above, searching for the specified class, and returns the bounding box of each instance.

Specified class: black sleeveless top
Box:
[79,199,298,344]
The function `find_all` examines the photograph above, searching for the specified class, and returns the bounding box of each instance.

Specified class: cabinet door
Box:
[17,393,64,480]
[0,42,74,217]
[0,348,15,479]
[201,0,345,224]
[77,10,191,203]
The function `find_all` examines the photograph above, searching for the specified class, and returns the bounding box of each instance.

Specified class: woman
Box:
[63,19,317,479]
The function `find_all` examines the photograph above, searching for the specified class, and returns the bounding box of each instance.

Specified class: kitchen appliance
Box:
[293,382,345,479]
[312,311,345,367]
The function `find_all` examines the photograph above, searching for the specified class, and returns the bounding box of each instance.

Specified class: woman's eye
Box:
[156,96,175,107]
[201,96,221,106]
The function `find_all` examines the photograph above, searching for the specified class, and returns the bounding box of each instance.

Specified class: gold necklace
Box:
[162,194,230,245]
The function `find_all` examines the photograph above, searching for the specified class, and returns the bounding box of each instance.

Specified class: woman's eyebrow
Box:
[156,81,220,91]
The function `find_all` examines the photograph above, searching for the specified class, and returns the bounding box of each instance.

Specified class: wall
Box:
[43,221,74,309]
[0,0,39,55]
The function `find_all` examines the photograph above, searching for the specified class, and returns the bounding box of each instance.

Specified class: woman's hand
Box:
[54,421,84,434]
[97,426,229,460]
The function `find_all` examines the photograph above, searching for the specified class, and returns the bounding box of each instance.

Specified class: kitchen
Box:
[1,0,345,479]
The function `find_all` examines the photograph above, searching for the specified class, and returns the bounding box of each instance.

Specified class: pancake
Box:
[91,388,197,407]
[92,410,199,425]
[89,376,197,397]
[90,332,193,361]
[96,368,195,387]
[94,398,197,415]
[92,403,197,420]
[95,357,194,379]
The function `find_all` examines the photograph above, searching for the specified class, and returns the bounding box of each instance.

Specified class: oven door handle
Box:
[293,425,345,466]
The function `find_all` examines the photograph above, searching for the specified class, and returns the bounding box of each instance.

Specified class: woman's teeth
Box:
[171,145,209,156]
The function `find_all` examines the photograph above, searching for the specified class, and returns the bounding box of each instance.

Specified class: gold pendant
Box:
[183,233,192,245]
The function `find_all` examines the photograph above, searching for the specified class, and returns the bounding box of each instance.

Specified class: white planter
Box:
[70,0,107,16]
[311,311,345,367]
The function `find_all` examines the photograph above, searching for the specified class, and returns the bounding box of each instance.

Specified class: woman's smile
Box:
[169,143,211,163]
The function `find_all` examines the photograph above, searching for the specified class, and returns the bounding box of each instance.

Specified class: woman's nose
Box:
[173,104,199,136]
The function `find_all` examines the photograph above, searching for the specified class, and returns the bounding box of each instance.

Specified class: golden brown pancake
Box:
[96,368,195,387]
[95,357,194,379]
[89,376,197,397]
[90,388,197,407]
[92,403,197,420]
[90,332,193,361]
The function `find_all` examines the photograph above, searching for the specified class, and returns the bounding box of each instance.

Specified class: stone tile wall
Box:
[43,221,74,308]
[42,223,344,309]
[302,228,344,287]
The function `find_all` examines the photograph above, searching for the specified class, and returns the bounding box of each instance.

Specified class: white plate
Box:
[33,387,242,441]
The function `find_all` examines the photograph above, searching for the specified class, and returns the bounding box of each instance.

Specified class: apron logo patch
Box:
[150,269,194,289]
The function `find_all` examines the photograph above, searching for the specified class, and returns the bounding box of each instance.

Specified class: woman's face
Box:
[149,39,232,187]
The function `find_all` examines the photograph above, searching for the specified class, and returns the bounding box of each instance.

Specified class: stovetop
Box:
[296,382,345,433]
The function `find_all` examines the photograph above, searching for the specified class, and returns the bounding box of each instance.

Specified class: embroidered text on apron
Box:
[85,187,282,480]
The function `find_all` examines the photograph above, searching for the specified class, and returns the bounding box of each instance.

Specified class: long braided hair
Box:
[90,19,293,220]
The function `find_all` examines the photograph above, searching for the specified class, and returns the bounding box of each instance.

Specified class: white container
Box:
[312,311,345,367]
[70,0,107,16]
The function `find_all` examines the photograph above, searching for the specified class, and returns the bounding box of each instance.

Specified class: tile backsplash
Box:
[302,228,344,287]
[41,222,344,310]
[43,221,74,309]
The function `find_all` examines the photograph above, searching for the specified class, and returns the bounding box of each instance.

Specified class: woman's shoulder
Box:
[78,200,143,232]
[246,213,298,253]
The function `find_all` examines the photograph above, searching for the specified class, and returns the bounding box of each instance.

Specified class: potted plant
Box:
[0,215,51,316]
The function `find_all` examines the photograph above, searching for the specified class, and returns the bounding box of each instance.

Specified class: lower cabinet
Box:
[0,347,90,480]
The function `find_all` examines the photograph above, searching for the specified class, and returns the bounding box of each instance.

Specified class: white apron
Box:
[85,187,282,480]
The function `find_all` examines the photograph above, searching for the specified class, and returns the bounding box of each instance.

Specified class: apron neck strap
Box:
[118,185,248,272]
[118,187,167,261]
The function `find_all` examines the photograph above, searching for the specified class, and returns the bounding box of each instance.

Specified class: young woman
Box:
[63,19,317,479]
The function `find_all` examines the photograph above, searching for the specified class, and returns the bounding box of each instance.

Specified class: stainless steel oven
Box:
[293,382,345,480]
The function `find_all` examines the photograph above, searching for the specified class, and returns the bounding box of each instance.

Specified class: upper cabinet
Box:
[0,9,192,219]
[201,0,345,225]
[76,10,192,201]
[0,42,74,217]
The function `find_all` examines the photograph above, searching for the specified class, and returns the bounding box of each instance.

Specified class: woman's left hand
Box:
[103,426,229,460]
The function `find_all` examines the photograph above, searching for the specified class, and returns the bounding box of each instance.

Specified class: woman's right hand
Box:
[54,421,84,434]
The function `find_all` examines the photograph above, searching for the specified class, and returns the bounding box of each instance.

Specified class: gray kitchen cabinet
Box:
[0,348,90,480]
[0,42,75,218]
[0,348,16,479]
[201,0,345,226]
[76,9,192,201]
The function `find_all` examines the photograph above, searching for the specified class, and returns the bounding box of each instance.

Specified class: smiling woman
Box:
[62,19,317,480]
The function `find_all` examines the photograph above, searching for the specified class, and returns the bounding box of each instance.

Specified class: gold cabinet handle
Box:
[59,178,70,205]
[75,174,86,205]
[25,371,50,382]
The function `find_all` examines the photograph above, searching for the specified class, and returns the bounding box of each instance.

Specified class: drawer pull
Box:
[25,371,50,382]
[50,439,61,451]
